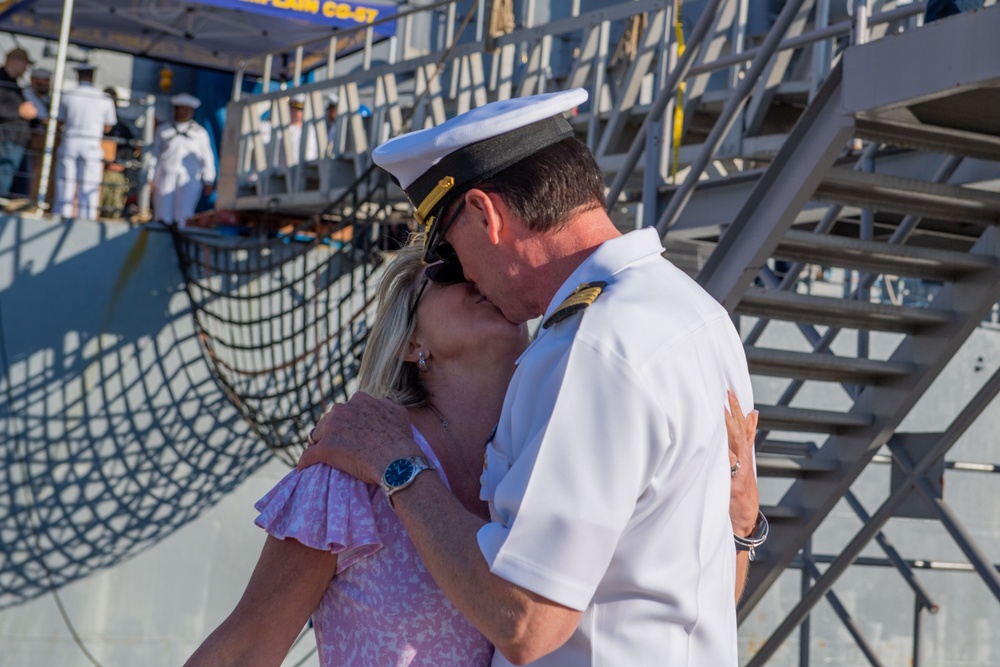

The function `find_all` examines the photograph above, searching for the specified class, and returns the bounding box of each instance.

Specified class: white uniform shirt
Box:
[149,120,217,187]
[478,228,753,667]
[58,83,116,140]
[277,122,318,168]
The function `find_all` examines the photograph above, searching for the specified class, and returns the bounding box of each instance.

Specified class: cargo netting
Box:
[171,165,410,466]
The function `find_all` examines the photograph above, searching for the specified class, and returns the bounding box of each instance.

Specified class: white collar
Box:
[515,228,664,364]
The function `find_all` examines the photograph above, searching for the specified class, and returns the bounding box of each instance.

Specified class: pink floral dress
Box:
[255,427,493,666]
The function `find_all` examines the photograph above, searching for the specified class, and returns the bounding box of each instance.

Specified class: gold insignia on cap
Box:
[542,281,607,329]
[414,176,456,230]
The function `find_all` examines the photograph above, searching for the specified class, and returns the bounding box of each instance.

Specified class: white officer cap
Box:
[31,67,52,79]
[170,93,201,109]
[75,63,96,73]
[289,93,306,109]
[372,88,587,260]
[327,91,339,106]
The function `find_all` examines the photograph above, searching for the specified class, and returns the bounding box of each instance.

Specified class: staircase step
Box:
[757,439,817,457]
[773,230,997,280]
[756,404,873,433]
[756,452,840,478]
[813,169,1000,225]
[760,504,802,521]
[746,346,913,384]
[738,287,954,333]
[855,117,1000,162]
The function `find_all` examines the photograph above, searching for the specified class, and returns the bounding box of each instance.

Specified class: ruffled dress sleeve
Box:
[254,464,383,574]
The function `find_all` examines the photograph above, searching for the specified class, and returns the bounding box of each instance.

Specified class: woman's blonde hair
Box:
[357,235,430,407]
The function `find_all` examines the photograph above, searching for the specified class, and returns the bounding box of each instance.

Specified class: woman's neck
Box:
[421,363,511,447]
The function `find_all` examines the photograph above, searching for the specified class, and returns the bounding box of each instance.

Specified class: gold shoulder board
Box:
[542,281,607,329]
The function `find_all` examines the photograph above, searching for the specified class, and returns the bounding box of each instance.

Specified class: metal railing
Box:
[219,0,930,223]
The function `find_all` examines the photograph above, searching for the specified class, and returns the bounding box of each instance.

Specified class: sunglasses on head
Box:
[407,259,468,323]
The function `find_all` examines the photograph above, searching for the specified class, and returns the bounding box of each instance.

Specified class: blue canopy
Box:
[0,0,397,74]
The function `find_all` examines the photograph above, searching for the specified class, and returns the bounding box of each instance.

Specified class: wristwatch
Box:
[734,511,769,561]
[381,456,435,507]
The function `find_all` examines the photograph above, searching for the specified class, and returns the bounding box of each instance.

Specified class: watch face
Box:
[384,458,416,488]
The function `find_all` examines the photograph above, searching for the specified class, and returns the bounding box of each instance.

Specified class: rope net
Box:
[171,166,411,466]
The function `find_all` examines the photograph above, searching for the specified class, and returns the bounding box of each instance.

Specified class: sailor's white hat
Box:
[327,91,339,106]
[170,93,201,109]
[372,88,587,259]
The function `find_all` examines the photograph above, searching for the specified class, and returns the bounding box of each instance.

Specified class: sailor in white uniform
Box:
[54,64,117,219]
[276,94,318,170]
[149,93,216,226]
[324,91,338,157]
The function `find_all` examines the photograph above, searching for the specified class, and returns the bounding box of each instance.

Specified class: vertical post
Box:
[812,0,831,100]
[643,7,673,229]
[912,597,922,667]
[293,45,304,86]
[586,21,609,151]
[232,63,245,102]
[731,0,749,90]
[262,55,273,95]
[799,539,812,667]
[852,0,869,45]
[662,2,677,181]
[857,151,874,367]
[446,1,458,97]
[138,94,155,217]
[35,0,76,211]
[476,0,486,41]
[364,25,374,70]
[400,10,411,62]
[327,36,338,78]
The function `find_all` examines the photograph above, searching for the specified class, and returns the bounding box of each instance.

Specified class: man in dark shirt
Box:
[0,48,38,198]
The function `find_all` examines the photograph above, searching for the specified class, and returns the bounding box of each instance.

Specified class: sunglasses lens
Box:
[425,260,466,284]
[428,241,460,265]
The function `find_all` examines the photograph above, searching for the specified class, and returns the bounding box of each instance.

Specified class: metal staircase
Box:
[695,7,1000,663]
[207,1,1000,663]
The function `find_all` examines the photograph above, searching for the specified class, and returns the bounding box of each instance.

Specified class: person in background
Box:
[302,89,760,666]
[924,0,983,22]
[54,64,116,219]
[0,48,37,199]
[100,87,137,219]
[277,93,318,169]
[148,93,216,227]
[22,67,50,121]
[324,90,339,157]
[11,65,49,199]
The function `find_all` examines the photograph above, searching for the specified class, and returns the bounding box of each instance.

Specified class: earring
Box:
[417,351,428,372]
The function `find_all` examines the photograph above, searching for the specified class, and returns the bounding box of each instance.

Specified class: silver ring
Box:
[730,459,741,478]
[307,429,317,446]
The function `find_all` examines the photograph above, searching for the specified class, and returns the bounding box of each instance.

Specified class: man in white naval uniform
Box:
[54,64,116,219]
[149,93,216,226]
[324,91,338,157]
[276,94,318,170]
[302,90,760,666]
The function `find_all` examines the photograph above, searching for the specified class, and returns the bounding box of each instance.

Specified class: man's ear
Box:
[466,189,504,246]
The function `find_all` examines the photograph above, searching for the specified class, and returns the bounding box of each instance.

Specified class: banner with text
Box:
[191,0,397,37]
